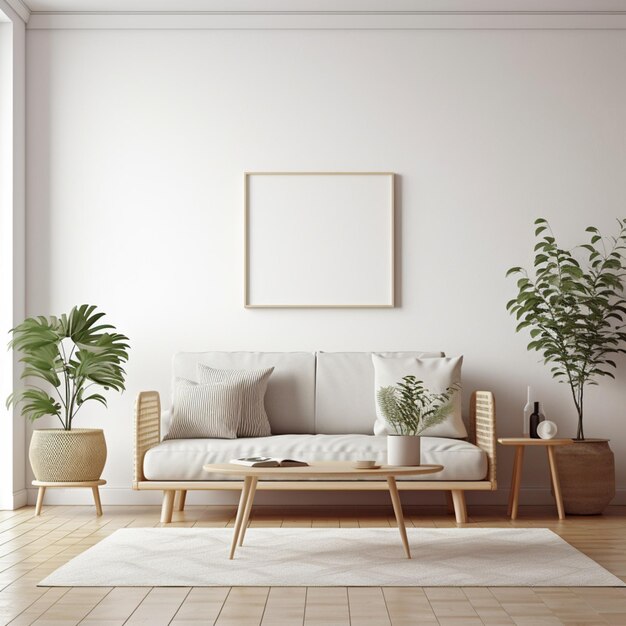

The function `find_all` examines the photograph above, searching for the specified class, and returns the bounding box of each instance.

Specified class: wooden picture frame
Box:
[244,172,395,308]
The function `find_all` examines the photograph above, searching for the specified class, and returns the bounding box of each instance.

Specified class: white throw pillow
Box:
[164,378,241,440]
[197,364,274,437]
[372,355,466,438]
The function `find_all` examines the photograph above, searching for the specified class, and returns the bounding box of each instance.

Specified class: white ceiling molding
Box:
[20,0,626,12]
[26,12,626,30]
[19,0,626,29]
[2,0,30,23]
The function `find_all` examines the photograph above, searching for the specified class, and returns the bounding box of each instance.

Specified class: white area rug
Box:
[39,527,624,587]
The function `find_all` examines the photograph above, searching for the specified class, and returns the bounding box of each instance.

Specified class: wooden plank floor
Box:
[0,504,625,625]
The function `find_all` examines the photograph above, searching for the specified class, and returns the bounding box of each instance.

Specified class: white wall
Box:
[25,27,626,506]
[0,0,26,511]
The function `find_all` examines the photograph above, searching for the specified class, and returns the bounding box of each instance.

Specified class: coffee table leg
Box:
[230,477,252,559]
[387,476,411,559]
[547,446,566,520]
[239,477,258,546]
[509,446,524,520]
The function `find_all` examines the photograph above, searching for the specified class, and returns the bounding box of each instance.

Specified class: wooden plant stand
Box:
[498,438,573,520]
[33,479,106,516]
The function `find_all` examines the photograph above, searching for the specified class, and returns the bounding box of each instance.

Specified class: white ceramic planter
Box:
[387,434,421,466]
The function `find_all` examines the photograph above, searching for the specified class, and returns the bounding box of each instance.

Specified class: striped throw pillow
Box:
[197,365,274,437]
[164,378,241,440]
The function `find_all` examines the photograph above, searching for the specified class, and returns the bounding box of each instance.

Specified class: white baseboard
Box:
[26,486,626,507]
[13,488,28,509]
[0,488,28,511]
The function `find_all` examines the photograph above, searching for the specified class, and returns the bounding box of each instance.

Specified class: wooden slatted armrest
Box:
[470,390,497,489]
[133,391,161,487]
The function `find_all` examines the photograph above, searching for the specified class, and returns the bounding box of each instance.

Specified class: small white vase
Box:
[387,435,421,466]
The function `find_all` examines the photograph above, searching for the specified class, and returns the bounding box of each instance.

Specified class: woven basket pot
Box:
[29,429,107,482]
[553,439,615,515]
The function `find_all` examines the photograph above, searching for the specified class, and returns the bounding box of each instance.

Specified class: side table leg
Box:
[510,446,524,520]
[35,486,46,516]
[547,446,566,520]
[230,477,252,559]
[239,477,258,547]
[387,477,411,559]
[92,486,103,517]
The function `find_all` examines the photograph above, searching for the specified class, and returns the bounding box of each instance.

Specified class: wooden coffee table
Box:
[203,461,443,559]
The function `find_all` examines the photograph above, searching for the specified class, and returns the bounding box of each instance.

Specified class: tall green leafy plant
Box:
[377,375,458,436]
[506,218,626,440]
[6,305,130,430]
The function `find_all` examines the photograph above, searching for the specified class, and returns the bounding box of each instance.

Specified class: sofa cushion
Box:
[143,434,487,481]
[197,364,273,437]
[164,379,241,440]
[171,352,316,434]
[315,351,444,435]
[372,355,467,438]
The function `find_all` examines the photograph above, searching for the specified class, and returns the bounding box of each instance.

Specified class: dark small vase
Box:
[529,402,542,438]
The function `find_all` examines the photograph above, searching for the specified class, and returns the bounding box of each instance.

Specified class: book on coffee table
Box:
[230,456,308,468]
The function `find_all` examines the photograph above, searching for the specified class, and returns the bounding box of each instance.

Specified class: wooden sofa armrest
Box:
[133,391,161,487]
[469,391,497,489]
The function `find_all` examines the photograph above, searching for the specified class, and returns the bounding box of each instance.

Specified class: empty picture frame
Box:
[244,172,395,308]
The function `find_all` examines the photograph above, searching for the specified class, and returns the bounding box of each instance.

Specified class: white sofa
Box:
[133,351,497,523]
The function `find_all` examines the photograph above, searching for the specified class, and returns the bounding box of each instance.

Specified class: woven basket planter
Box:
[554,439,615,515]
[29,429,107,482]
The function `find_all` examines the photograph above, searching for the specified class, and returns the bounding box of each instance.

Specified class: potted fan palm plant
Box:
[7,305,129,482]
[377,375,458,466]
[506,218,626,513]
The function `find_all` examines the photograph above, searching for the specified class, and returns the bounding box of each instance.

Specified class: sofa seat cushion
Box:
[143,434,487,481]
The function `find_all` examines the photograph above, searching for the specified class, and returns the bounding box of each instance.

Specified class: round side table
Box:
[498,438,573,520]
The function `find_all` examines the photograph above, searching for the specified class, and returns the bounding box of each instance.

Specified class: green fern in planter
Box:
[377,375,458,436]
[6,304,130,430]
